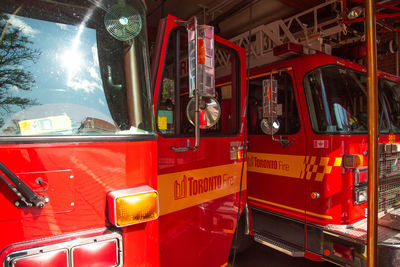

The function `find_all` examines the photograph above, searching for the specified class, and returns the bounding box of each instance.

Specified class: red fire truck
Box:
[237,50,400,266]
[0,0,159,266]
[151,15,247,267]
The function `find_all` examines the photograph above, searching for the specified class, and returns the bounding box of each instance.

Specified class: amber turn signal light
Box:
[107,185,159,227]
[197,38,205,65]
[342,154,364,168]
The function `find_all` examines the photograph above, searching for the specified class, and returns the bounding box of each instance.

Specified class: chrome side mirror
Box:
[171,17,216,152]
[261,78,279,135]
[187,97,221,129]
[260,118,280,135]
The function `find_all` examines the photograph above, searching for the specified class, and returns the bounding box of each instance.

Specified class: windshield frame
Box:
[0,0,156,142]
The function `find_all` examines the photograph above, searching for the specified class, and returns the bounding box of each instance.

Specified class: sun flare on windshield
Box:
[60,48,83,77]
[60,23,86,82]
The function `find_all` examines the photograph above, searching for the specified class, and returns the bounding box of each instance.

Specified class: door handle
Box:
[279,136,294,148]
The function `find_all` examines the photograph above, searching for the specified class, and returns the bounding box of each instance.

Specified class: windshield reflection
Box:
[304,65,390,134]
[0,1,154,136]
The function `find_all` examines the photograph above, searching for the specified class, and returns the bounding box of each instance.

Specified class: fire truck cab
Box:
[151,15,247,267]
[243,51,400,266]
[0,0,158,266]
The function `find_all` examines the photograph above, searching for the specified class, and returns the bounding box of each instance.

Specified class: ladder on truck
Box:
[215,0,362,70]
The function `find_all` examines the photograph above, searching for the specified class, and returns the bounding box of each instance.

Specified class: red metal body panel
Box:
[152,15,247,267]
[247,66,307,223]
[0,140,158,266]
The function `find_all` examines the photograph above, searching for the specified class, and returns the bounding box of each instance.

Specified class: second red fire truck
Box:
[235,47,400,266]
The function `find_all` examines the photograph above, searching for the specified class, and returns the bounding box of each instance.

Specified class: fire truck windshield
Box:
[0,0,154,136]
[380,78,400,134]
[304,65,391,134]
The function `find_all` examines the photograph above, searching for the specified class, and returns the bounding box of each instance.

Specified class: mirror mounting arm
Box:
[171,17,200,152]
[171,87,200,152]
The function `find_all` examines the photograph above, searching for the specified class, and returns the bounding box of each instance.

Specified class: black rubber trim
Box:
[0,134,158,144]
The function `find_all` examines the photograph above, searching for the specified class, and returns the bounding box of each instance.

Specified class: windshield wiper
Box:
[0,162,49,208]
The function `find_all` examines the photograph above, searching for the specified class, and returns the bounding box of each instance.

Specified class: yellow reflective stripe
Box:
[216,81,232,87]
[312,165,318,172]
[248,67,293,80]
[324,165,333,174]
[248,153,342,182]
[158,163,246,216]
[247,153,305,179]
[223,228,235,234]
[248,196,333,220]
[315,172,324,182]
[334,157,342,166]
[319,157,329,166]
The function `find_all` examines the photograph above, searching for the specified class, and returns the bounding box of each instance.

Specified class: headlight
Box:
[353,186,367,205]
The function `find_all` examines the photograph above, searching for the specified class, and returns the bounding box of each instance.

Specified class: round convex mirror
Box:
[187,97,221,129]
[260,118,280,135]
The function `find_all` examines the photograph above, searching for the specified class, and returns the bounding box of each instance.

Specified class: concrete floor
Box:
[230,242,336,267]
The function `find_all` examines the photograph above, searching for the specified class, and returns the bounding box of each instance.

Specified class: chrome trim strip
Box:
[254,233,304,257]
[244,203,250,235]
[0,134,157,144]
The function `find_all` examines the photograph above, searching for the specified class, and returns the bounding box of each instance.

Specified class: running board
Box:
[254,232,304,257]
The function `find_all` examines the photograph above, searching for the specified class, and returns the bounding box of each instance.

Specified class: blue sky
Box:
[5,14,113,124]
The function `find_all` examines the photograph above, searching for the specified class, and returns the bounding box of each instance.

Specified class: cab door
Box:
[151,15,247,267]
[246,66,307,251]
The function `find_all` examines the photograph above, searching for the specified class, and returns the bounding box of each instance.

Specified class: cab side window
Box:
[156,28,240,136]
[248,72,300,135]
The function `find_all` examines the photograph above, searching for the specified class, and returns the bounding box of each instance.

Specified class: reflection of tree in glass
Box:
[0,13,40,126]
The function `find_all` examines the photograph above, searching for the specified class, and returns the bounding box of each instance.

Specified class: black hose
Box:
[231,1,252,265]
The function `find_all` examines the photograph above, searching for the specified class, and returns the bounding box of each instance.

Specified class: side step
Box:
[254,232,305,257]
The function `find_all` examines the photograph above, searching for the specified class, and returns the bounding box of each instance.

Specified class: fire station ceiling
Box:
[146,0,400,42]
[146,0,324,39]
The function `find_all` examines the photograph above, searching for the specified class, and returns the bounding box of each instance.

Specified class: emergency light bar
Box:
[273,42,303,57]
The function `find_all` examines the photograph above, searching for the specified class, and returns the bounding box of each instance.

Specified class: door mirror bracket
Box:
[171,16,217,152]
